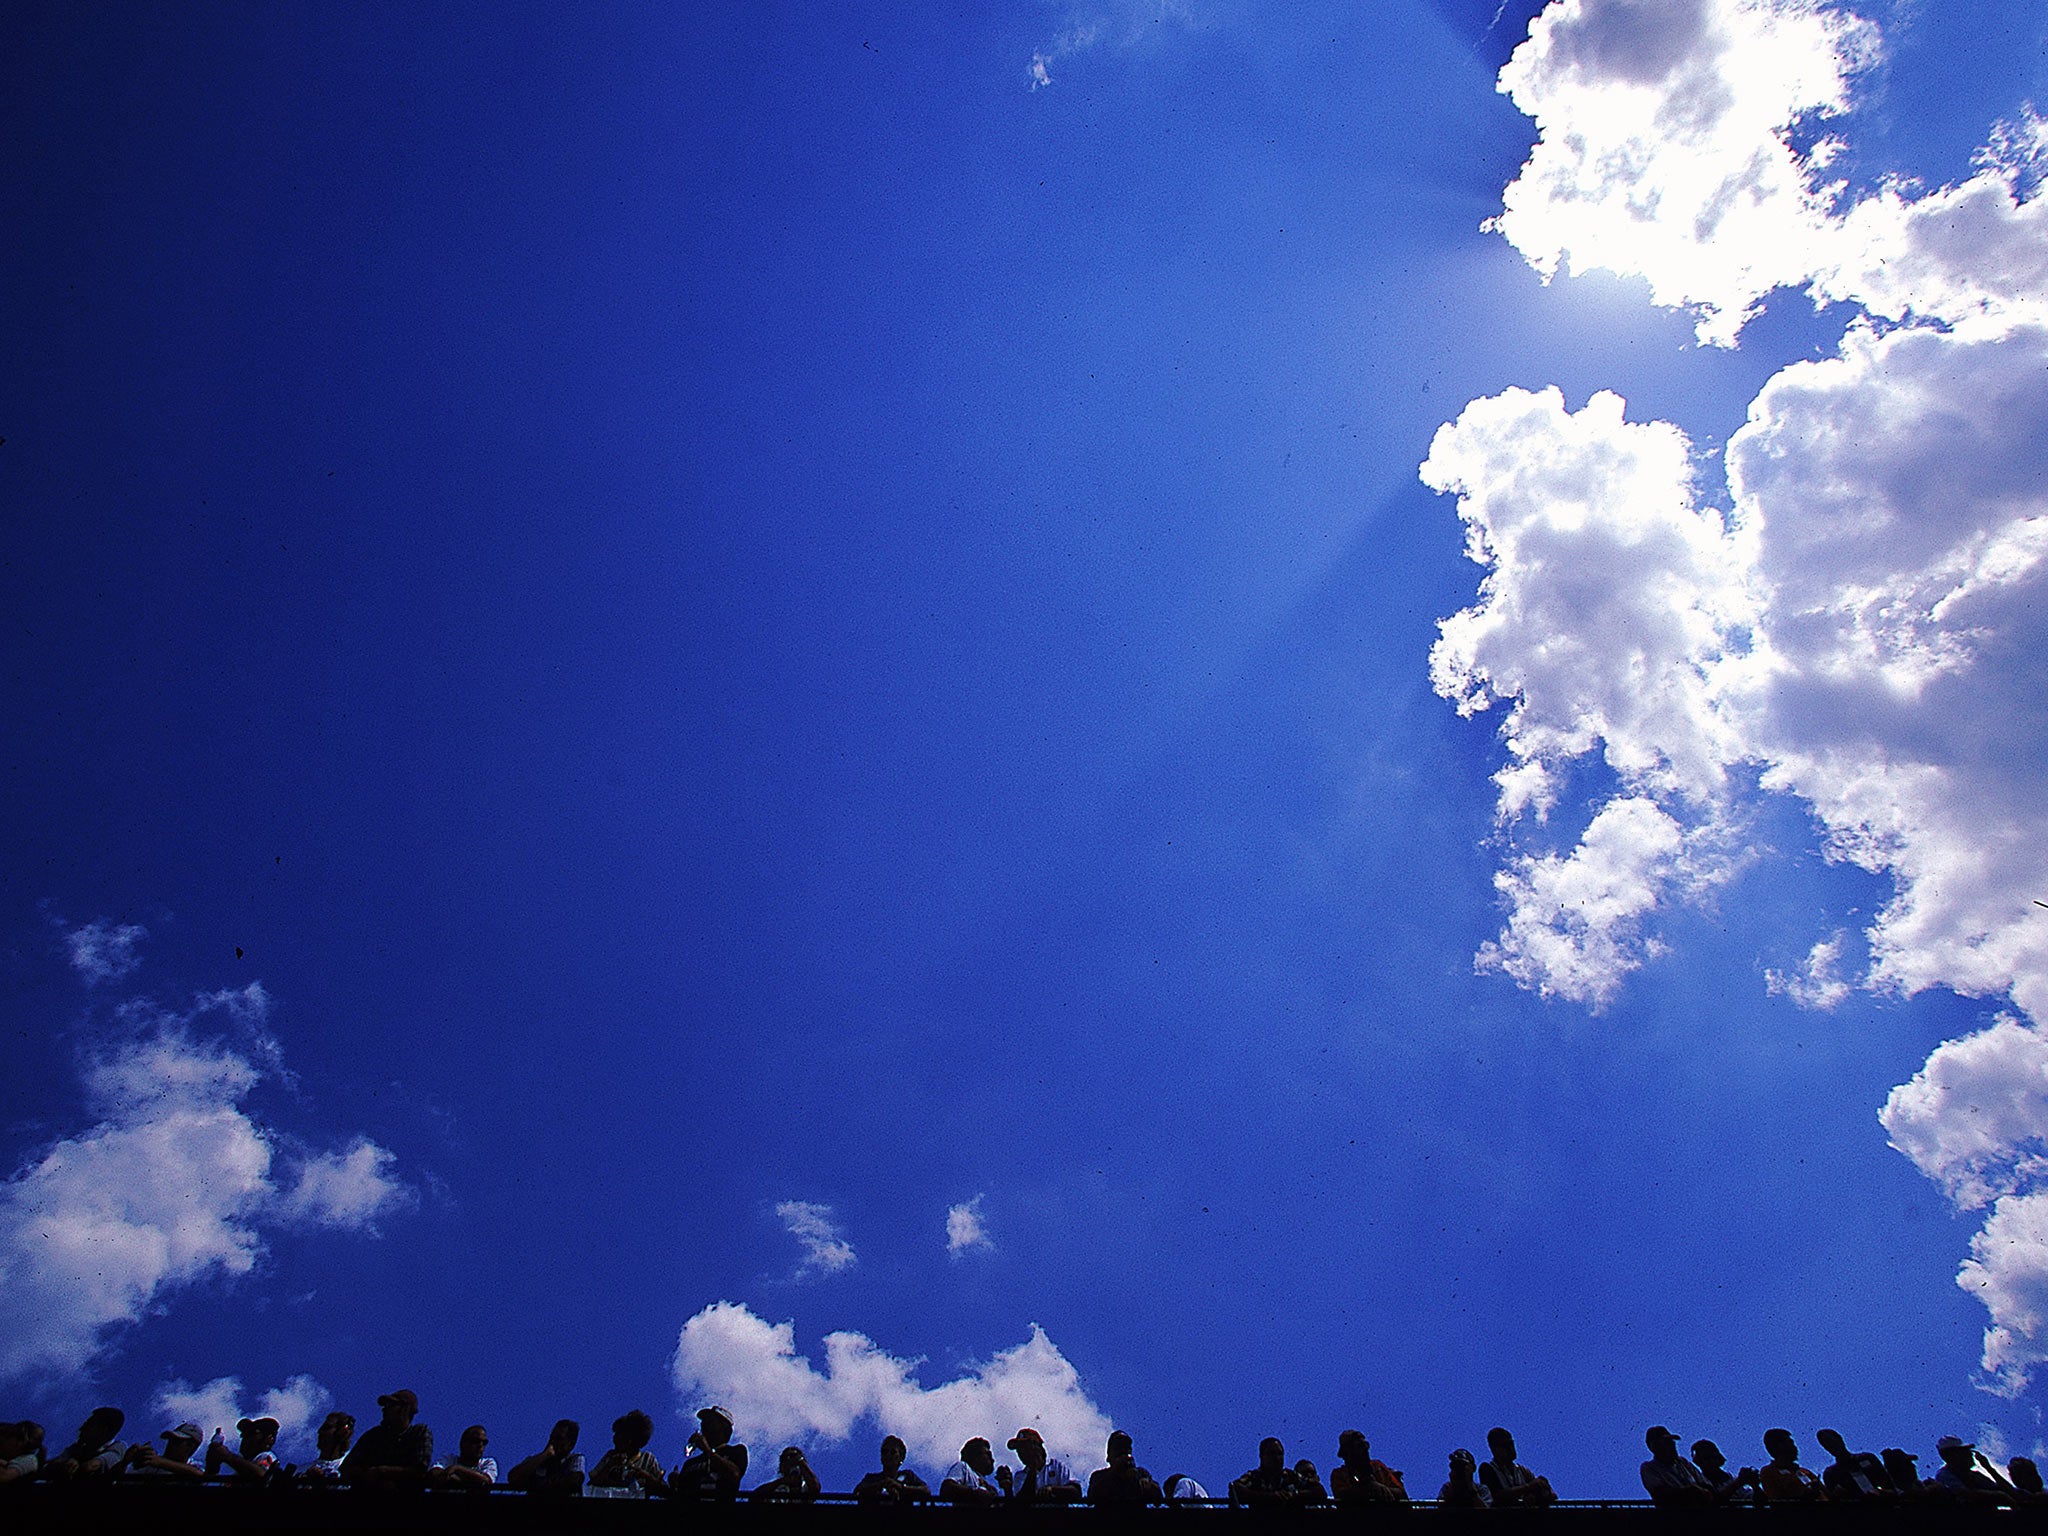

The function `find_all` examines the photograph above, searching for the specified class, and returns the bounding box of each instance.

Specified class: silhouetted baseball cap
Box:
[163,1423,202,1443]
[698,1406,733,1430]
[1937,1436,1973,1453]
[1646,1427,1677,1447]
[1009,1428,1044,1451]
[377,1390,419,1415]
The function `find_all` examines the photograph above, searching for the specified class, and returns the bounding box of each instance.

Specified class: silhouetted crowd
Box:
[4,1395,2042,1507]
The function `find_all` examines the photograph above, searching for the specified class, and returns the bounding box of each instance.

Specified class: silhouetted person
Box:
[431,1425,497,1491]
[1758,1429,1825,1502]
[670,1406,747,1499]
[1088,1431,1161,1506]
[1482,1427,1555,1506]
[45,1408,126,1482]
[1439,1449,1491,1507]
[941,1438,1007,1503]
[1879,1449,1924,1500]
[208,1417,281,1482]
[1332,1430,1407,1505]
[751,1446,821,1502]
[2009,1456,2045,1501]
[342,1389,433,1490]
[589,1411,664,1496]
[509,1418,584,1496]
[1815,1428,1892,1501]
[855,1435,931,1504]
[1162,1473,1211,1502]
[1640,1426,1712,1507]
[0,1421,43,1484]
[1932,1436,2010,1505]
[1009,1427,1081,1503]
[1691,1440,1756,1503]
[1231,1437,1316,1507]
[121,1422,205,1479]
[303,1411,357,1484]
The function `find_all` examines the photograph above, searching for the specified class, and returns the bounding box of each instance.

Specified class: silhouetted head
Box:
[1295,1459,1320,1484]
[612,1411,653,1453]
[549,1420,579,1454]
[779,1447,807,1475]
[0,1423,30,1460]
[1692,1440,1726,1474]
[236,1417,280,1455]
[1816,1429,1848,1460]
[2011,1457,2042,1493]
[1936,1436,1975,1469]
[76,1407,124,1446]
[161,1423,203,1460]
[377,1390,419,1428]
[1009,1427,1046,1469]
[1764,1429,1798,1465]
[1880,1449,1919,1488]
[1488,1428,1516,1462]
[460,1426,489,1462]
[1108,1430,1133,1462]
[1338,1430,1369,1465]
[697,1407,734,1448]
[880,1436,906,1471]
[1259,1437,1285,1472]
[1450,1449,1477,1480]
[1645,1426,1678,1462]
[317,1411,356,1459]
[961,1438,995,1475]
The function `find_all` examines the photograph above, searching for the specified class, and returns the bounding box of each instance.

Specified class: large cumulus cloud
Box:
[670,1300,1112,1473]
[0,958,413,1385]
[1434,0,2048,1387]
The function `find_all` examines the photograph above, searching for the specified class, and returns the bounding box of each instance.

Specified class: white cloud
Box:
[1765,931,1852,1010]
[151,1374,333,1455]
[1490,0,1876,345]
[0,984,411,1383]
[1881,1017,2048,1214]
[776,1200,856,1277]
[670,1300,1112,1473]
[1960,1191,2048,1395]
[280,1139,413,1232]
[946,1195,993,1257]
[66,919,147,986]
[1027,1,1197,90]
[1439,0,2048,1388]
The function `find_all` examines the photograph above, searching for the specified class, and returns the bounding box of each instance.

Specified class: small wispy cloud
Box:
[1028,0,1198,90]
[66,918,147,986]
[946,1194,993,1257]
[776,1200,856,1277]
[1766,931,1853,1011]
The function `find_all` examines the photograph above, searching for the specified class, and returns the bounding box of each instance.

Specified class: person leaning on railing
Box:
[855,1437,931,1505]
[341,1390,433,1491]
[588,1410,664,1496]
[429,1424,498,1492]
[1331,1430,1407,1506]
[1087,1431,1161,1507]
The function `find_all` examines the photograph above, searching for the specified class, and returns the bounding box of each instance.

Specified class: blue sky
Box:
[5,0,2048,1498]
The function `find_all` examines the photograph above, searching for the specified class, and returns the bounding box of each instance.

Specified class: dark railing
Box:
[7,1485,2040,1536]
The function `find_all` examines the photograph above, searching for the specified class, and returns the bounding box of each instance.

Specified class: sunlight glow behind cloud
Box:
[670,1300,1112,1472]
[1436,0,2048,1388]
